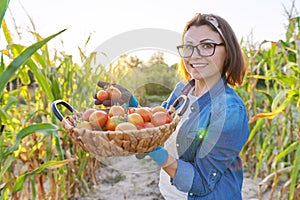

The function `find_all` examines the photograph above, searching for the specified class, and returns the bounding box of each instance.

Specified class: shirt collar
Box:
[181,77,227,110]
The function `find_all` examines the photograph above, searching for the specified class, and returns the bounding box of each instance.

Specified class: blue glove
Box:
[148,147,168,166]
[94,81,138,107]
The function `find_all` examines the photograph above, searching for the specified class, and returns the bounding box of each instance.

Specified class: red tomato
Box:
[135,107,152,122]
[89,110,108,129]
[151,111,172,127]
[106,116,125,131]
[97,90,109,101]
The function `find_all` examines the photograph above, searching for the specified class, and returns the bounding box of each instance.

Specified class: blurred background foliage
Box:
[0,0,299,199]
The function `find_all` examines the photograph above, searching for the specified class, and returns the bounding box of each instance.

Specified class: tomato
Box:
[106,86,122,99]
[89,110,108,129]
[97,90,109,101]
[108,105,125,117]
[115,122,137,131]
[151,106,167,114]
[140,122,155,129]
[106,116,125,131]
[127,113,144,128]
[151,111,172,127]
[76,121,93,130]
[82,108,96,121]
[135,107,152,122]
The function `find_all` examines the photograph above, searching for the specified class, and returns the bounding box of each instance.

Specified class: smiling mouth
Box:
[190,63,208,68]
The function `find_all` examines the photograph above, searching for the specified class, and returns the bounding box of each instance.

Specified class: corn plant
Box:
[0,2,102,198]
[240,14,300,199]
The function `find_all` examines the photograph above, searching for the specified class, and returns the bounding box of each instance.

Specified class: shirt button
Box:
[190,106,195,111]
[189,192,193,196]
[176,143,179,147]
[213,173,217,176]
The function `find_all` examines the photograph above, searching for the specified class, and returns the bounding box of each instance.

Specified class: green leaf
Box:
[30,176,36,200]
[9,43,55,101]
[0,155,14,181]
[0,29,66,97]
[6,123,60,155]
[3,96,17,111]
[275,140,300,165]
[0,53,4,74]
[12,174,26,195]
[286,16,300,42]
[12,159,75,195]
[25,56,54,101]
[275,75,297,87]
[24,109,51,123]
[0,0,9,29]
[248,118,264,141]
[0,107,11,123]
[289,144,300,200]
[271,89,298,111]
[19,67,31,85]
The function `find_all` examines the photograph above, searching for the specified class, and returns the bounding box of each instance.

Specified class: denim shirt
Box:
[161,78,250,200]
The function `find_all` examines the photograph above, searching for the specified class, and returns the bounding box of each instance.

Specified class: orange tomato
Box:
[97,90,109,101]
[127,113,144,128]
[106,116,125,131]
[135,107,152,122]
[89,110,108,129]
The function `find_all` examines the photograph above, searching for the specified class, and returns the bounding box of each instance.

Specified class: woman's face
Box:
[183,25,226,81]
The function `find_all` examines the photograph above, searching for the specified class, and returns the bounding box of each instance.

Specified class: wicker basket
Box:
[52,95,188,157]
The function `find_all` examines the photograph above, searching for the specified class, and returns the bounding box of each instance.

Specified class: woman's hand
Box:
[94,81,139,107]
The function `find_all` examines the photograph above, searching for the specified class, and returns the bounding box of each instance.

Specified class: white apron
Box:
[159,88,198,199]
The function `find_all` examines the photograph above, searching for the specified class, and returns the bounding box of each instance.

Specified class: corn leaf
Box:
[249,89,297,124]
[3,96,17,111]
[0,51,4,74]
[25,56,54,101]
[9,43,55,101]
[286,16,299,42]
[0,0,9,29]
[1,19,13,45]
[30,31,51,68]
[275,140,300,165]
[247,118,264,142]
[289,144,300,200]
[274,75,297,87]
[19,67,31,85]
[0,29,66,97]
[6,123,60,155]
[0,155,14,181]
[12,159,75,195]
[0,107,11,123]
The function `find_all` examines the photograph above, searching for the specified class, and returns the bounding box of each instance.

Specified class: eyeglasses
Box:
[177,42,224,58]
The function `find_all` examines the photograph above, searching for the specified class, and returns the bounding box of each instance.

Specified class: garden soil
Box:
[78,155,264,200]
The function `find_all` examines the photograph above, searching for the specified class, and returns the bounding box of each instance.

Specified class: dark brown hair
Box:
[178,13,247,86]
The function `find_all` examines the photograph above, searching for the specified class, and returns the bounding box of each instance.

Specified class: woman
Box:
[95,13,249,200]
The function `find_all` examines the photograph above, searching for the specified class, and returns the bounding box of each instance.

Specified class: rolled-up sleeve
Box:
[172,159,195,192]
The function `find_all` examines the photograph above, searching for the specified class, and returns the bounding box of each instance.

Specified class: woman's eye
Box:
[201,43,214,49]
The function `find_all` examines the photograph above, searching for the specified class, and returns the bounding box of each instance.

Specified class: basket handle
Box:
[170,95,190,116]
[136,95,190,160]
[51,100,74,121]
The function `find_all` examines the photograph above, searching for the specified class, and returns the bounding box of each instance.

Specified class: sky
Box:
[2,0,299,65]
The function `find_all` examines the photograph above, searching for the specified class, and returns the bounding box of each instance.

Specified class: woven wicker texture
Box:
[61,109,180,157]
